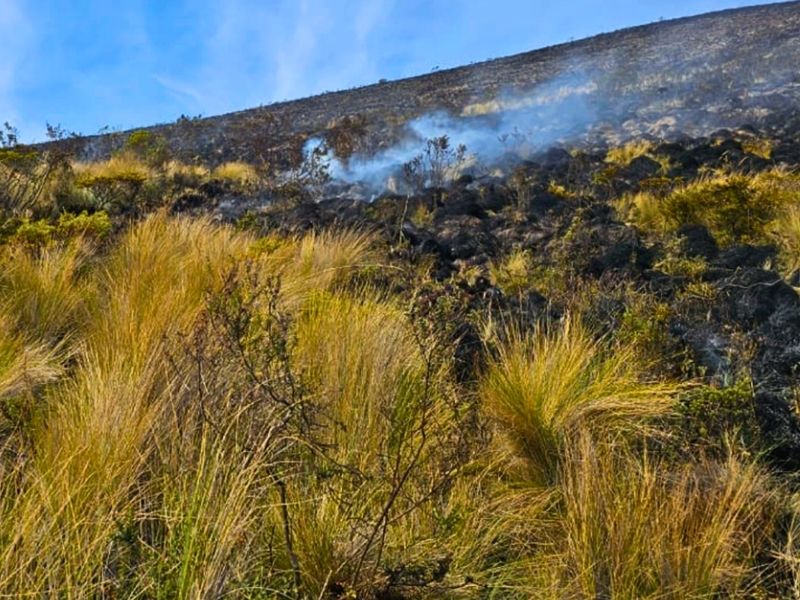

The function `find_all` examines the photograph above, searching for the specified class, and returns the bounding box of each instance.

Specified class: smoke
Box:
[301,8,800,199]
[305,66,603,194]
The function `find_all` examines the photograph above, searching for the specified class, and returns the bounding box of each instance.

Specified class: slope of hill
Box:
[5,4,800,598]
[64,1,800,168]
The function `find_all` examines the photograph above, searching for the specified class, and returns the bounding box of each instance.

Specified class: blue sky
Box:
[0,0,781,141]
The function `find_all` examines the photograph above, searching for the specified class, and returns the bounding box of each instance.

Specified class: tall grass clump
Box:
[605,139,654,166]
[286,289,466,596]
[545,439,778,598]
[490,249,533,296]
[0,240,93,344]
[772,204,800,275]
[212,161,260,189]
[618,168,800,248]
[0,311,62,402]
[480,316,675,487]
[0,214,252,595]
[257,228,376,305]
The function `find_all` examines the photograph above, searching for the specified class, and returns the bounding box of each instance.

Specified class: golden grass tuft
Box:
[480,316,675,487]
[549,439,778,598]
[212,161,260,187]
[0,240,93,344]
[606,139,654,166]
[618,168,800,249]
[490,249,533,296]
[73,154,151,185]
[0,213,253,595]
[613,190,664,232]
[256,228,376,305]
[772,204,800,275]
[289,289,452,594]
[164,159,211,187]
[0,312,63,401]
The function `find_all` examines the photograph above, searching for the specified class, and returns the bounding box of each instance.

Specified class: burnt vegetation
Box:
[4,2,800,598]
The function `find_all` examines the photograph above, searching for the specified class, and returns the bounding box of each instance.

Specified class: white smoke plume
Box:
[305,67,601,194]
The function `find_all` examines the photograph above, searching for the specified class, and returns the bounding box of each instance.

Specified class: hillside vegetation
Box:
[2,119,800,599]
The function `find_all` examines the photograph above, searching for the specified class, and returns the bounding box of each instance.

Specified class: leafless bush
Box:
[403,135,467,191]
[0,123,74,219]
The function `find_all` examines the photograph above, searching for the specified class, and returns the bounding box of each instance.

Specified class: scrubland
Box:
[1,129,800,599]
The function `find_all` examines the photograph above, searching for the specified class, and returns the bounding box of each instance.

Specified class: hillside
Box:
[3,3,800,598]
[62,1,800,168]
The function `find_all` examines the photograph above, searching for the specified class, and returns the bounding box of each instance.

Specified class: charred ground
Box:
[58,1,800,167]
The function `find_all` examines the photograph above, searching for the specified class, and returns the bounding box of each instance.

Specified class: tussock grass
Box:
[289,289,458,595]
[0,312,62,401]
[490,249,533,296]
[542,439,778,598]
[613,190,664,232]
[617,168,800,248]
[164,160,210,187]
[147,426,275,598]
[212,161,260,188]
[606,139,671,172]
[73,154,151,186]
[741,137,774,160]
[0,214,253,595]
[0,240,93,343]
[606,139,655,166]
[0,206,793,598]
[773,204,800,275]
[258,228,376,305]
[480,316,675,487]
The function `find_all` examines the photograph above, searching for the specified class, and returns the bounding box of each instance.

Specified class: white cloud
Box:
[0,0,35,136]
[158,0,398,117]
[153,74,204,107]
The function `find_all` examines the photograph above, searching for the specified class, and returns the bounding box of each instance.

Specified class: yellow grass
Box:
[543,439,778,598]
[73,154,151,185]
[606,139,654,166]
[212,161,260,187]
[773,204,800,275]
[490,249,533,296]
[480,316,676,487]
[618,168,800,249]
[0,209,792,598]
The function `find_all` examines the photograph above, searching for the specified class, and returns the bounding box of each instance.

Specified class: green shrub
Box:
[123,130,170,168]
[678,378,761,456]
[57,211,112,241]
[12,218,54,246]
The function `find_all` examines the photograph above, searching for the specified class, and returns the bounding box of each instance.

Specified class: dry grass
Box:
[0,214,253,595]
[0,240,93,343]
[212,161,260,187]
[613,190,664,232]
[606,139,655,166]
[0,311,63,401]
[617,168,800,250]
[541,439,778,598]
[0,209,793,598]
[288,289,458,595]
[480,316,676,487]
[256,227,376,306]
[772,204,800,275]
[73,154,151,185]
[490,249,533,296]
[741,137,774,160]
